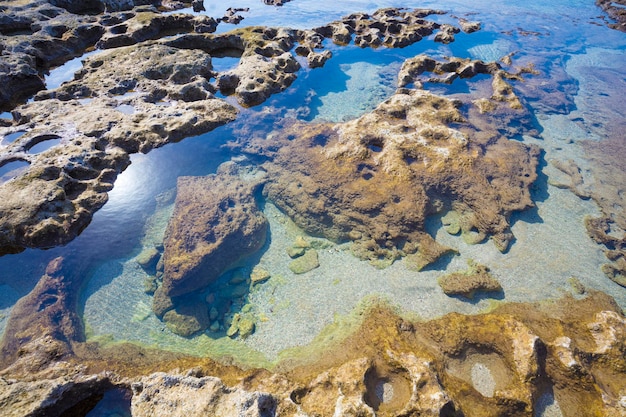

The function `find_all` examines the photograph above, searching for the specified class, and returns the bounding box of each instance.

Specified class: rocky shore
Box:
[1,256,625,416]
[0,0,474,255]
[1,1,625,416]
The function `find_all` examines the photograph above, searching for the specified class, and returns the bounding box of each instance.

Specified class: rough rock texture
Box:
[0,42,237,254]
[131,372,277,416]
[597,0,626,32]
[288,248,319,274]
[263,0,292,6]
[0,0,195,110]
[97,11,219,49]
[438,261,502,299]
[398,54,526,110]
[0,6,470,253]
[245,88,538,265]
[153,163,267,333]
[0,373,118,417]
[579,137,626,288]
[215,27,301,107]
[1,267,625,417]
[547,134,626,287]
[313,8,445,48]
[0,257,81,368]
[0,0,103,109]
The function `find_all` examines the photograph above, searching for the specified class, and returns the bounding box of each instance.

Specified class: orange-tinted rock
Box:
[257,88,538,264]
[438,261,502,299]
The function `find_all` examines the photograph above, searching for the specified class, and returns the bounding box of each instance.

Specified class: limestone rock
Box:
[0,42,237,254]
[286,246,305,258]
[163,299,210,337]
[159,165,267,300]
[131,372,277,417]
[251,266,271,284]
[398,55,521,113]
[218,48,300,107]
[0,257,81,369]
[259,88,538,263]
[97,12,218,49]
[438,261,502,299]
[136,247,160,272]
[581,136,626,288]
[404,236,457,271]
[314,8,446,49]
[458,18,481,33]
[0,372,116,417]
[226,312,256,339]
[434,23,460,44]
[0,0,105,109]
[289,249,319,274]
[597,0,626,32]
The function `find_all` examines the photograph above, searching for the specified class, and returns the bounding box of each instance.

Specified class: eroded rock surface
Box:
[131,372,277,416]
[314,8,445,48]
[597,0,626,32]
[153,164,267,334]
[243,87,538,266]
[438,261,502,299]
[1,256,625,417]
[0,41,238,254]
[0,5,472,254]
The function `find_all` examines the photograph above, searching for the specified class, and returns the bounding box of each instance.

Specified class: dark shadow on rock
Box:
[419,250,458,271]
[511,147,549,227]
[447,288,505,304]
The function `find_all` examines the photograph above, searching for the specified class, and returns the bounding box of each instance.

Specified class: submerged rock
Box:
[135,247,160,273]
[581,137,626,288]
[163,300,210,337]
[154,164,267,329]
[251,266,271,284]
[0,372,117,417]
[1,274,625,417]
[289,248,319,274]
[438,260,502,299]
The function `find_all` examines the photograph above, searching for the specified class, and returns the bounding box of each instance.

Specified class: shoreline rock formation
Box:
[597,0,626,32]
[2,2,625,416]
[438,260,503,299]
[1,257,625,417]
[0,3,475,255]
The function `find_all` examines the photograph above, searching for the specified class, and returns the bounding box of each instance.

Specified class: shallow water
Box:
[1,0,625,367]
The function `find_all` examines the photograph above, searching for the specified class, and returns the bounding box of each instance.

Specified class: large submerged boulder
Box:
[154,164,267,328]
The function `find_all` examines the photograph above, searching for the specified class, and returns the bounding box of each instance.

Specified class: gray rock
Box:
[131,372,277,417]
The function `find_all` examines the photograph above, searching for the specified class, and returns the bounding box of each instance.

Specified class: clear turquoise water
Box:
[1,0,625,369]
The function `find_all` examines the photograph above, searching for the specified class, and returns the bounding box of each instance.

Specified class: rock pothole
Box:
[363,361,412,413]
[446,348,513,398]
